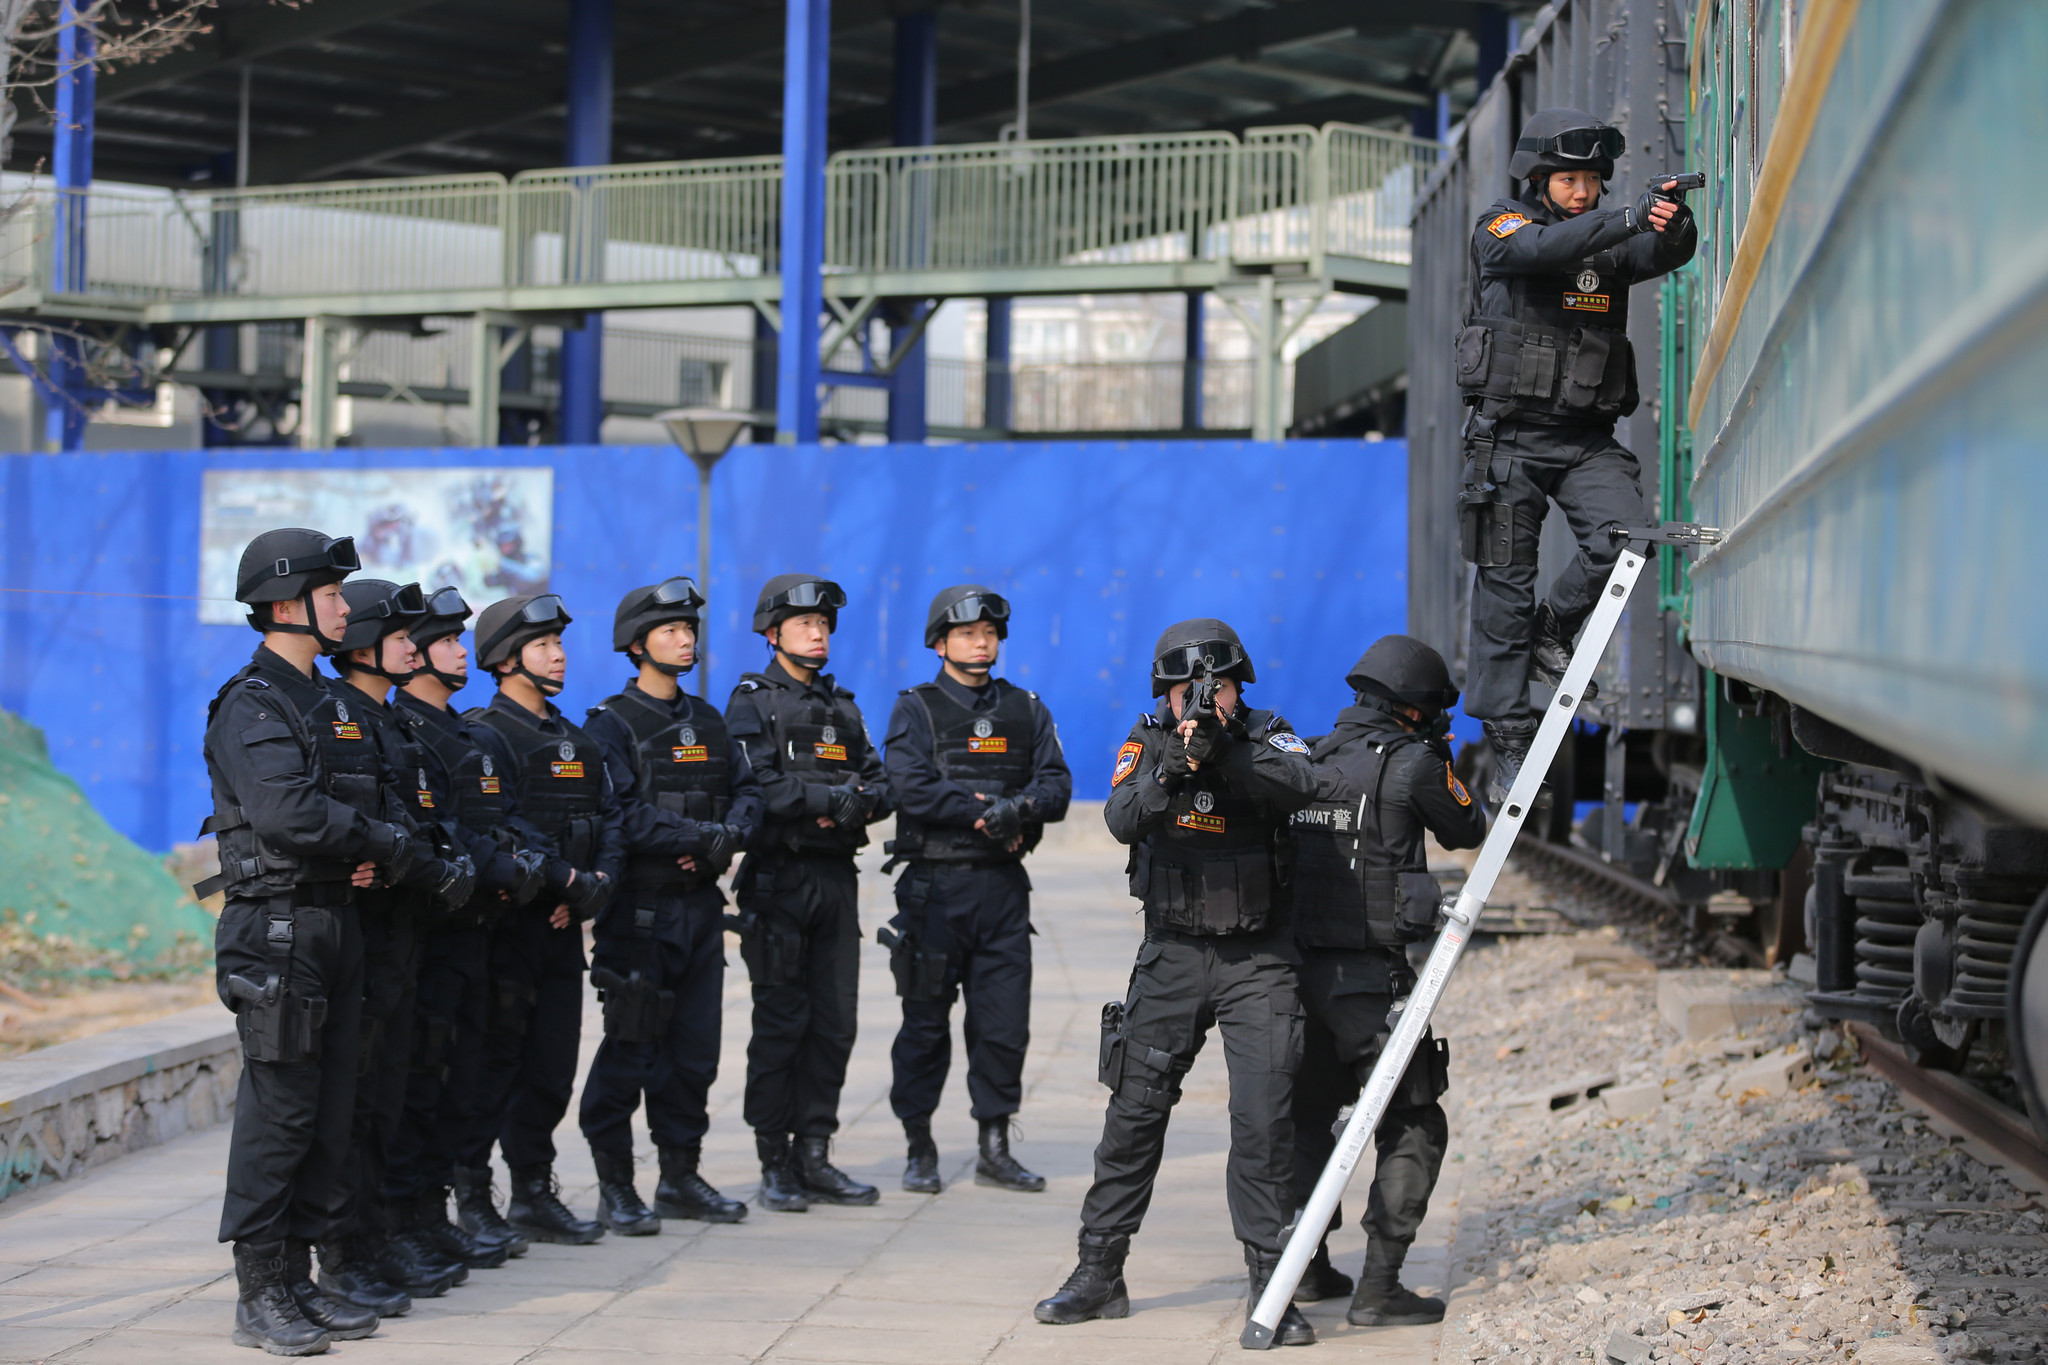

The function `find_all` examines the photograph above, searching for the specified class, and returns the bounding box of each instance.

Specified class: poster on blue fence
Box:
[196,467,554,624]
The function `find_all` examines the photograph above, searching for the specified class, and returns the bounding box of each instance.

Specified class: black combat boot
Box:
[1244,1245,1317,1347]
[1483,720,1539,807]
[654,1143,747,1223]
[231,1240,331,1356]
[1347,1238,1444,1327]
[1292,1236,1355,1303]
[282,1238,378,1341]
[507,1164,606,1245]
[1033,1230,1130,1324]
[315,1238,410,1318]
[975,1117,1046,1192]
[365,1225,458,1298]
[755,1132,810,1213]
[1529,602,1598,700]
[592,1150,662,1236]
[415,1187,511,1268]
[453,1166,528,1257]
[901,1117,941,1195]
[386,1198,469,1288]
[794,1133,880,1206]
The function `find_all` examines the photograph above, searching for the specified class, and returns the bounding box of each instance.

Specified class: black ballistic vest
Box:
[893,680,1042,863]
[1129,707,1294,937]
[1456,197,1638,423]
[592,688,733,891]
[740,672,871,854]
[471,702,605,870]
[1292,733,1432,950]
[398,705,513,847]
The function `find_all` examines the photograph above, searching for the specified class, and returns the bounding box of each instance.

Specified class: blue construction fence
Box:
[0,439,1413,854]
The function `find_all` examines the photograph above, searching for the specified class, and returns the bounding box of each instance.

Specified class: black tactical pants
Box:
[579,886,726,1157]
[737,853,860,1139]
[464,910,587,1172]
[385,922,490,1199]
[1081,929,1302,1255]
[887,861,1033,1124]
[334,897,419,1238]
[1290,952,1448,1256]
[217,892,365,1245]
[1465,421,1648,725]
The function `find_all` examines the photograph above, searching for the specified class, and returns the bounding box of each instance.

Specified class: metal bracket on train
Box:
[1614,521,1725,548]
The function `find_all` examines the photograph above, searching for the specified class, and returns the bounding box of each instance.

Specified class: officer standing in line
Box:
[1286,636,1487,1328]
[577,577,763,1233]
[881,585,1070,1195]
[726,574,894,1212]
[463,594,624,1245]
[323,579,487,1310]
[383,587,549,1280]
[202,529,420,1354]
[1034,619,1319,1347]
[1455,108,1694,800]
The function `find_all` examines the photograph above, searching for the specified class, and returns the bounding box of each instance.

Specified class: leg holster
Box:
[1097,1000,1179,1111]
[1457,425,1542,568]
[884,867,954,1003]
[593,908,675,1043]
[736,908,805,987]
[229,906,328,1064]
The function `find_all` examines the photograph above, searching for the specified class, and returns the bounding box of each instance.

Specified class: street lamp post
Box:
[656,408,752,696]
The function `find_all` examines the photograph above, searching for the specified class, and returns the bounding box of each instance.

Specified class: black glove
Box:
[432,854,477,907]
[1158,731,1193,783]
[827,784,865,828]
[978,796,1024,844]
[367,823,419,885]
[698,822,739,868]
[1183,714,1234,764]
[511,849,547,904]
[562,869,613,921]
[1629,183,1686,235]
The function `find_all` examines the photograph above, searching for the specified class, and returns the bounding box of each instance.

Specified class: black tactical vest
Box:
[471,702,605,870]
[397,703,513,847]
[1456,197,1637,423]
[591,688,733,891]
[1129,707,1295,937]
[1291,732,1436,950]
[892,680,1042,863]
[739,672,870,854]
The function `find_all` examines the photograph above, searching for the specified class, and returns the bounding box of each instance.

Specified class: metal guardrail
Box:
[2,125,1437,311]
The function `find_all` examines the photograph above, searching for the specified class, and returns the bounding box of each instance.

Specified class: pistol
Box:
[1649,171,1706,201]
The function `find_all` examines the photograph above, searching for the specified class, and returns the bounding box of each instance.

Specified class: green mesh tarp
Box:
[0,710,213,964]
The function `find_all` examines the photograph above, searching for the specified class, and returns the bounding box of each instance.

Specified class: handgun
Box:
[1649,171,1706,201]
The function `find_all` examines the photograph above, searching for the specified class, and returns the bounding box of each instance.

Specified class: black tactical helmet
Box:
[408,585,472,651]
[1347,634,1460,713]
[1511,107,1624,183]
[475,592,572,671]
[614,576,704,652]
[335,580,426,654]
[925,584,1010,647]
[1150,618,1254,698]
[235,527,360,649]
[753,573,845,634]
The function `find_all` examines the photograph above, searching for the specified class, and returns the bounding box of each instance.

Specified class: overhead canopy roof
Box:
[20,0,1532,187]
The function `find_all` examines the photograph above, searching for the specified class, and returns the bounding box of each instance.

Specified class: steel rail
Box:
[1849,1023,2048,1193]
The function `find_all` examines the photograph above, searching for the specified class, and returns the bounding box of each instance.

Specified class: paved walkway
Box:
[0,820,1461,1364]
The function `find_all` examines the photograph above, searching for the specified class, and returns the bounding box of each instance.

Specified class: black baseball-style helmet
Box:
[753,574,845,633]
[1511,107,1624,183]
[925,584,1010,647]
[235,527,360,649]
[475,593,572,671]
[1347,634,1460,713]
[614,576,704,652]
[1151,618,1254,698]
[335,579,426,655]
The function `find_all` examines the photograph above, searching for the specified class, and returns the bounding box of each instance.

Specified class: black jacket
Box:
[883,669,1072,833]
[584,680,765,862]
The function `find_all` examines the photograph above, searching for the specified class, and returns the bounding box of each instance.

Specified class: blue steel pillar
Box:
[46,0,93,453]
[777,0,829,444]
[1474,8,1510,94]
[982,297,1011,433]
[559,0,612,446]
[1181,290,1204,432]
[885,10,936,444]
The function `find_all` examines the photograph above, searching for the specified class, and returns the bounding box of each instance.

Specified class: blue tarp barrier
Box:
[0,439,1407,852]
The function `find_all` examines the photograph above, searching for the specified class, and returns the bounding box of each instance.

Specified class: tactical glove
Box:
[698,822,740,868]
[366,823,419,885]
[1157,732,1193,786]
[827,784,866,828]
[978,796,1024,844]
[432,854,478,907]
[1183,715,1234,764]
[562,869,613,922]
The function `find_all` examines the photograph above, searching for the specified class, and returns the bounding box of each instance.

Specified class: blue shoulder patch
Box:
[1268,732,1310,754]
[244,677,270,689]
[1265,714,1283,732]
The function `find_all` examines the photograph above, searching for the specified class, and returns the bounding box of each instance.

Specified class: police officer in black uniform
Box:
[1287,636,1488,1328]
[203,529,421,1354]
[1034,619,1318,1346]
[383,587,550,1282]
[577,577,763,1233]
[463,593,625,1245]
[726,574,894,1212]
[882,585,1071,1195]
[1455,108,1695,799]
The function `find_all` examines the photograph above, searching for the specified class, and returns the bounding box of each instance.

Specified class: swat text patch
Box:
[1563,292,1611,312]
[1111,741,1143,788]
[1487,212,1529,238]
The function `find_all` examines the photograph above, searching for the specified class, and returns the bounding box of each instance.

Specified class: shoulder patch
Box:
[737,679,761,692]
[1268,732,1310,755]
[1486,212,1529,238]
[1111,741,1144,788]
[1140,713,1161,729]
[243,677,270,690]
[1446,761,1473,807]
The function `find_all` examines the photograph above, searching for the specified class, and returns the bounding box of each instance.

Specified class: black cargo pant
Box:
[1290,951,1448,1259]
[1464,419,1648,725]
[385,920,491,1199]
[217,890,365,1246]
[579,885,726,1158]
[887,860,1033,1124]
[1081,929,1302,1255]
[333,896,420,1238]
[737,852,860,1139]
[462,908,587,1172]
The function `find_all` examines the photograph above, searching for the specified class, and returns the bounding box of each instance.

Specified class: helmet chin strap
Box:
[263,589,349,653]
[511,661,564,697]
[424,663,468,692]
[774,643,828,675]
[949,656,994,675]
[632,639,694,679]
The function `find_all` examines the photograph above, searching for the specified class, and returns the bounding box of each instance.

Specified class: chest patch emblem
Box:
[331,722,362,741]
[1576,267,1601,292]
[551,761,585,778]
[674,744,710,762]
[821,725,838,746]
[481,755,494,776]
[1487,212,1528,238]
[814,743,849,762]
[1176,811,1225,834]
[1563,292,1611,312]
[1111,741,1143,788]
[1268,732,1309,754]
[972,718,994,738]
[480,776,501,794]
[415,768,435,808]
[558,741,575,761]
[335,701,350,723]
[1193,791,1215,814]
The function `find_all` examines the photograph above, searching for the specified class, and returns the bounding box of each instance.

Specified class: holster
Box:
[1097,995,1179,1111]
[885,867,953,1002]
[592,965,674,1043]
[229,906,328,1065]
[1457,422,1542,568]
[488,976,540,1037]
[1397,1033,1453,1108]
[735,912,804,987]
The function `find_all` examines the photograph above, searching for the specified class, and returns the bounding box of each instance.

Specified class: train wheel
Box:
[2010,888,2048,1144]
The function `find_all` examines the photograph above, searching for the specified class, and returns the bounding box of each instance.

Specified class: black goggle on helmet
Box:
[924,585,1010,648]
[408,585,473,692]
[615,576,705,677]
[1149,618,1255,698]
[1511,108,1625,183]
[475,593,572,670]
[334,580,427,685]
[752,574,846,633]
